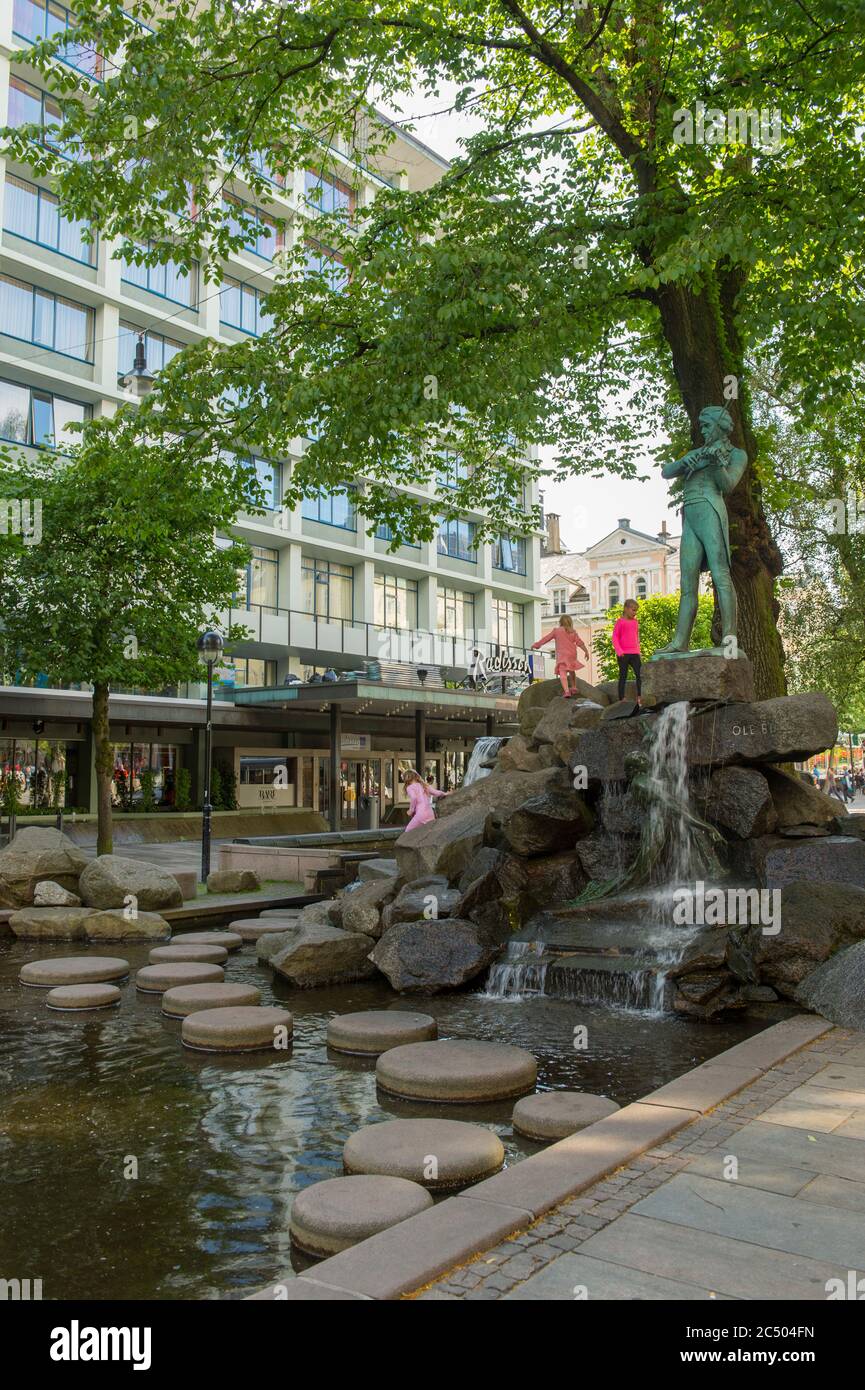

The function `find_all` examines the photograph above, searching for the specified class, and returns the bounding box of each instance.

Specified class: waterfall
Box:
[463,736,504,786]
[484,941,548,1000]
[644,701,699,886]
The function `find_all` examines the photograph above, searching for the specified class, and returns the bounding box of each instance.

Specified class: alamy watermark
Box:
[0,498,42,545]
[673,103,783,154]
[673,880,781,935]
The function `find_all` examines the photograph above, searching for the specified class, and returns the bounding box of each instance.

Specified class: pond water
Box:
[0,935,771,1301]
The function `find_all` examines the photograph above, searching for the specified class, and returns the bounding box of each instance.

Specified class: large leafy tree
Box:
[0,417,252,854]
[9,0,865,697]
[594,591,713,679]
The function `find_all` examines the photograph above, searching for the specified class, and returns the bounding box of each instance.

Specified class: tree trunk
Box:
[656,280,786,700]
[92,681,113,856]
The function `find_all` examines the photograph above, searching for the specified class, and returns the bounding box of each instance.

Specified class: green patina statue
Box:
[653,404,747,659]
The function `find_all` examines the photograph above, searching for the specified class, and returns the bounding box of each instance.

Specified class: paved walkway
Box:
[416,1026,865,1300]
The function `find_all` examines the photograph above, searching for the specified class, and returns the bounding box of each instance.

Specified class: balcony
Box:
[218,604,536,674]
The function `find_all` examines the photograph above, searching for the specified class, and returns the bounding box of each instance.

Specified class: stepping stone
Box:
[177,931,243,952]
[181,1005,293,1053]
[135,962,224,994]
[259,909,302,919]
[376,1039,538,1103]
[290,1175,433,1258]
[229,918,298,942]
[19,956,130,988]
[161,982,263,1018]
[512,1091,621,1142]
[46,983,122,1012]
[148,943,229,965]
[344,1118,505,1189]
[327,1010,438,1056]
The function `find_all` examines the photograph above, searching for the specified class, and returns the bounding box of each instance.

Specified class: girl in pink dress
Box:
[404,768,449,831]
[531,614,590,697]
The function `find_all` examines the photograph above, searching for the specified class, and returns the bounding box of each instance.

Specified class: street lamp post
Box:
[196,629,224,884]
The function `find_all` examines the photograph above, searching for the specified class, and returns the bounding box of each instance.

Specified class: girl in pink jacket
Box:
[531,614,590,697]
[612,598,642,703]
[404,768,449,832]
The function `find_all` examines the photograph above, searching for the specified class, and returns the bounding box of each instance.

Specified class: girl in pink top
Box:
[531,614,590,697]
[403,768,449,832]
[612,599,642,704]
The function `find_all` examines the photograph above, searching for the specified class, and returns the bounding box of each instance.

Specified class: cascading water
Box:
[463,735,504,786]
[481,700,723,1013]
[484,941,549,1000]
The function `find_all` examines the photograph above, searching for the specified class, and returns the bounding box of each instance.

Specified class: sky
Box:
[378,88,683,553]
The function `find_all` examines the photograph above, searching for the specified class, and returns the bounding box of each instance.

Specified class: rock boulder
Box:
[501,786,594,856]
[0,828,88,908]
[269,923,377,987]
[698,767,778,839]
[206,869,261,894]
[33,880,81,907]
[764,767,844,829]
[370,919,500,993]
[795,942,865,1028]
[340,878,397,939]
[687,693,838,768]
[9,906,93,940]
[79,855,183,911]
[727,880,865,996]
[532,697,605,748]
[749,834,865,891]
[641,653,755,707]
[84,909,171,942]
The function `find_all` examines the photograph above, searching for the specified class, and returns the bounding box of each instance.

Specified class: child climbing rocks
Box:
[531,614,590,697]
[612,598,642,703]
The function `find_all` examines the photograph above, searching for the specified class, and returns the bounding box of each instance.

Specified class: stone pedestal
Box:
[642,653,754,706]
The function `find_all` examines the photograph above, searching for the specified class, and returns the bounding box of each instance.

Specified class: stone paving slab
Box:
[683,1150,816,1197]
[501,1251,736,1301]
[758,1097,859,1133]
[574,1214,847,1301]
[625,1173,865,1268]
[702,1117,865,1182]
[798,1173,865,1214]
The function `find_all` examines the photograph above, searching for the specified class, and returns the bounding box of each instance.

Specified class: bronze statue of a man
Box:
[654,404,747,658]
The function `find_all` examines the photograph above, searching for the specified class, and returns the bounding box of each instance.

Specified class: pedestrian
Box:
[612,598,642,704]
[531,614,590,698]
[825,769,846,804]
[403,768,449,832]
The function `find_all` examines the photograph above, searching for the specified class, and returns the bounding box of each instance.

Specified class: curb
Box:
[245,1013,832,1301]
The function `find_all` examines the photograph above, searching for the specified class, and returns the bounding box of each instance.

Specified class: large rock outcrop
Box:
[0,828,88,908]
[727,880,865,996]
[795,942,865,1028]
[501,785,594,856]
[79,855,183,911]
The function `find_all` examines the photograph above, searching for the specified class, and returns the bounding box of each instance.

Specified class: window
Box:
[374,574,418,630]
[122,242,198,307]
[13,0,103,79]
[109,741,181,807]
[219,276,271,334]
[437,586,475,638]
[437,517,477,563]
[222,195,283,260]
[0,377,89,448]
[236,545,278,614]
[4,174,94,264]
[305,169,354,218]
[636,575,648,599]
[301,557,353,621]
[7,76,80,158]
[0,274,93,360]
[374,522,420,549]
[608,579,620,608]
[302,486,356,530]
[118,323,183,377]
[222,658,277,688]
[248,148,287,188]
[249,456,281,511]
[494,600,525,649]
[553,587,567,615]
[492,535,527,574]
[436,449,469,490]
[305,239,348,291]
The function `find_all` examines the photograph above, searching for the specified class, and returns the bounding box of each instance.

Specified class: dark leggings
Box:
[617,653,641,700]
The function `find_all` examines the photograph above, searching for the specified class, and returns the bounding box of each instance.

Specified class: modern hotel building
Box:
[0,0,547,826]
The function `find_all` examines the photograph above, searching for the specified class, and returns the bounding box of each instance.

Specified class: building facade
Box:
[539,513,681,685]
[0,0,547,823]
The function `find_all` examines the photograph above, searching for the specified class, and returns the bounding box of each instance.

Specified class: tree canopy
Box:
[7,0,865,696]
[594,591,713,680]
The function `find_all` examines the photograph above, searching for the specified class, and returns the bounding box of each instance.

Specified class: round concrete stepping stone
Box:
[229,918,296,942]
[46,982,122,1011]
[512,1091,621,1142]
[136,962,224,995]
[162,981,263,1018]
[178,931,243,952]
[19,956,130,989]
[344,1118,504,1190]
[327,1010,438,1056]
[148,943,228,965]
[181,1005,293,1053]
[290,1175,432,1258]
[376,1039,538,1103]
